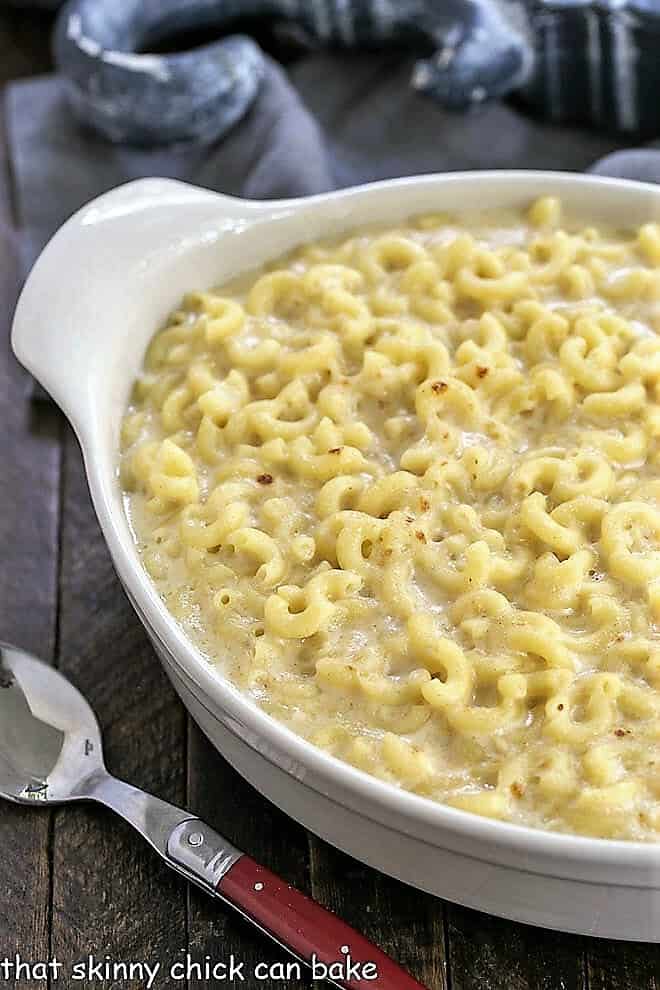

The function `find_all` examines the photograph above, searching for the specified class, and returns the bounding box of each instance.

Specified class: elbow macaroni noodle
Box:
[122,197,660,840]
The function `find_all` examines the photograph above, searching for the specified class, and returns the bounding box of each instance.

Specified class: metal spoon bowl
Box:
[1,642,101,805]
[0,641,426,990]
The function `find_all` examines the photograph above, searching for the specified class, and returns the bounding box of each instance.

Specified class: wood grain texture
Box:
[586,939,660,990]
[51,428,188,982]
[1,13,659,987]
[0,68,58,983]
[446,905,588,990]
[187,721,313,989]
[309,838,448,990]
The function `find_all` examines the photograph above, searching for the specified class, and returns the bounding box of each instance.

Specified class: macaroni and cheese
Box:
[121,197,660,840]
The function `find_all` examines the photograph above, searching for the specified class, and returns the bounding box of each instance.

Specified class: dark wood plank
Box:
[0,88,60,983]
[309,837,449,989]
[187,721,313,989]
[51,427,188,981]
[446,905,588,990]
[1,12,658,987]
[0,8,54,85]
[586,940,660,990]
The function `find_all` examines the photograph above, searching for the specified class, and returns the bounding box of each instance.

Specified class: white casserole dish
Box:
[12,171,660,941]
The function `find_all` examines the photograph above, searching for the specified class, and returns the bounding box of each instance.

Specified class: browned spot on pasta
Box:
[123,203,660,842]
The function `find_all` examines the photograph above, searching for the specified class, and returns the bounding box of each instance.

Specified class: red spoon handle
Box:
[218,855,428,990]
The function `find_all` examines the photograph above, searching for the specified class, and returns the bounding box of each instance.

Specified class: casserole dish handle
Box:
[10,177,271,441]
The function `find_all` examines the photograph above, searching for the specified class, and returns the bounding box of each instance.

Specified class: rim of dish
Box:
[39,170,660,874]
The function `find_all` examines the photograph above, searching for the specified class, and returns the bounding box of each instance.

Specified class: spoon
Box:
[0,641,427,990]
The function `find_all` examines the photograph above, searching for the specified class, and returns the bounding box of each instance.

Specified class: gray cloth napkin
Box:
[8,47,660,400]
[16,51,660,403]
[6,51,643,273]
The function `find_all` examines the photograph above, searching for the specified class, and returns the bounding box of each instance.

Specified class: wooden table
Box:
[0,8,659,989]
